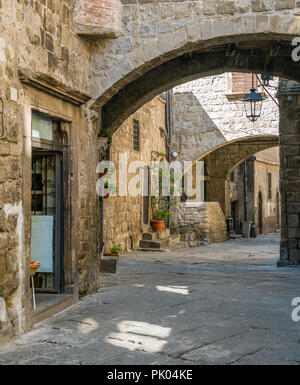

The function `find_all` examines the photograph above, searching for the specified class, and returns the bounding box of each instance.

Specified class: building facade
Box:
[230,147,280,236]
[169,73,280,244]
[103,96,167,253]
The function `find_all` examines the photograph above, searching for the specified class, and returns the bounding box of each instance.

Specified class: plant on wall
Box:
[110,245,122,255]
[98,127,113,144]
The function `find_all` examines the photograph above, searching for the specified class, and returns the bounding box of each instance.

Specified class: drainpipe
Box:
[244,160,248,221]
[97,115,105,255]
[165,90,172,162]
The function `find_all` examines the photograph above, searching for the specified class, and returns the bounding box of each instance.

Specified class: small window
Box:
[231,73,258,94]
[31,111,62,146]
[268,173,272,200]
[32,112,53,141]
[133,119,140,151]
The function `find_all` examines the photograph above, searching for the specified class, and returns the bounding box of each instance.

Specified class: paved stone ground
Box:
[0,234,299,365]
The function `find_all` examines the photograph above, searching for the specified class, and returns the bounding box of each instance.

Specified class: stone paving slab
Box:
[0,234,299,365]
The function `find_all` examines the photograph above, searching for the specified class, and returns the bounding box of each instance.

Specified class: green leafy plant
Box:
[151,152,183,222]
[110,245,122,254]
[98,128,113,144]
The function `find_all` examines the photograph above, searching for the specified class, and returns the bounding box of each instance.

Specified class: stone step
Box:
[139,241,189,253]
[139,234,181,249]
[142,228,170,240]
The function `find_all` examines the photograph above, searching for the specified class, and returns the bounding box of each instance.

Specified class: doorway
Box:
[31,112,64,293]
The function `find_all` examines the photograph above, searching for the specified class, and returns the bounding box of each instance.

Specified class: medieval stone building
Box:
[230,148,280,237]
[103,96,167,253]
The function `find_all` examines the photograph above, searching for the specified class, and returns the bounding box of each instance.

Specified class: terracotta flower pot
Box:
[151,220,165,232]
[104,253,119,257]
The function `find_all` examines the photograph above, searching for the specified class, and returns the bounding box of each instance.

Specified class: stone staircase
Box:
[139,228,188,252]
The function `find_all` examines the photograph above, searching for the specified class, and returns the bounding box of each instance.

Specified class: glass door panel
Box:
[31,153,63,292]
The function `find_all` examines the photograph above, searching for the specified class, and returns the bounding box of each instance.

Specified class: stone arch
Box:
[190,135,279,215]
[89,2,300,109]
[87,1,300,128]
[98,43,299,132]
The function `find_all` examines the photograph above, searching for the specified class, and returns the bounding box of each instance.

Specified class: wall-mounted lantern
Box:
[261,74,274,87]
[242,74,265,122]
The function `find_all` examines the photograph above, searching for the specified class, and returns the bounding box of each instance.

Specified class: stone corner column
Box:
[278,80,300,267]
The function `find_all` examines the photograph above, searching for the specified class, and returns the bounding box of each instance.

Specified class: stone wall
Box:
[178,202,227,246]
[230,148,280,235]
[278,81,300,265]
[254,148,280,234]
[0,1,97,343]
[103,96,166,253]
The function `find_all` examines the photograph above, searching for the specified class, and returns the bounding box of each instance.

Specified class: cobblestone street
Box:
[0,234,299,365]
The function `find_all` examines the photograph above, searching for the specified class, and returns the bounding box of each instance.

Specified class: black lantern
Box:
[242,74,265,122]
[261,74,273,87]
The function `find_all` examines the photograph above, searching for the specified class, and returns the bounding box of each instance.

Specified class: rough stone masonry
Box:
[0,0,300,346]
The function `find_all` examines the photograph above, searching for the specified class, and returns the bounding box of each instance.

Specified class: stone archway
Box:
[87,0,300,115]
[99,45,300,132]
[191,135,279,215]
[84,3,300,266]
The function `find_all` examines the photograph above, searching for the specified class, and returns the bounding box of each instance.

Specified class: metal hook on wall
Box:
[0,97,6,139]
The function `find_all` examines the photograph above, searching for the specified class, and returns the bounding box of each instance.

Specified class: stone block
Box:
[217,1,235,15]
[252,0,274,12]
[275,0,295,10]
[100,255,118,274]
[203,1,217,16]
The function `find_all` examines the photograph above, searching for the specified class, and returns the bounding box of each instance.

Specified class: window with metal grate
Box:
[133,119,140,151]
[268,172,272,200]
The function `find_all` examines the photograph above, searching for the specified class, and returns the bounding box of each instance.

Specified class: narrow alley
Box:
[0,234,299,365]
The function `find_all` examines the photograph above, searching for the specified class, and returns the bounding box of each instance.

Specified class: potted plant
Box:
[98,128,112,144]
[151,199,171,231]
[150,152,182,232]
[104,245,122,257]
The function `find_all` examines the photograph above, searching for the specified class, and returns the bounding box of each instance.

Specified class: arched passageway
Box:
[91,12,300,266]
[99,42,300,132]
[198,135,279,215]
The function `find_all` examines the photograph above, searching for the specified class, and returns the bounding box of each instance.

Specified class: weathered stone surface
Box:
[0,234,299,365]
[103,97,166,253]
[278,81,300,266]
[178,202,227,246]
